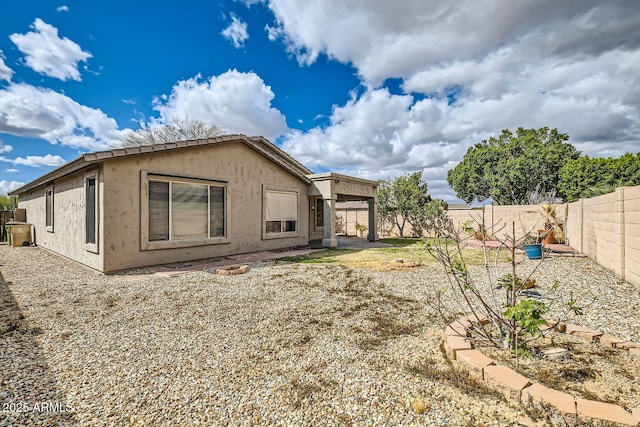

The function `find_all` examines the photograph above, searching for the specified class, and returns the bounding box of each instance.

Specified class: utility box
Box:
[7,223,32,247]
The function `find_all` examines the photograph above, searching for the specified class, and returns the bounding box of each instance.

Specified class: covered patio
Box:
[308,173,379,248]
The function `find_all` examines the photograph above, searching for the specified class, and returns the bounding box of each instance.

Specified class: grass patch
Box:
[379,237,421,247]
[281,240,510,271]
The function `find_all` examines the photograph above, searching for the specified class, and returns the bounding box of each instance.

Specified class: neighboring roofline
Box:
[9,134,314,195]
[307,172,379,187]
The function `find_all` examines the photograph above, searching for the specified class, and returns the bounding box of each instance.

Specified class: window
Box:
[45,186,54,232]
[147,176,226,244]
[264,188,298,238]
[85,172,99,252]
[315,198,324,228]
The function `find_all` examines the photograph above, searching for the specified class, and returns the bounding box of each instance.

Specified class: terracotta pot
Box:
[538,229,555,245]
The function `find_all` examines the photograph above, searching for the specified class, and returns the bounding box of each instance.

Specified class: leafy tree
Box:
[448,127,580,205]
[0,195,11,210]
[120,117,223,147]
[377,172,431,237]
[558,153,640,202]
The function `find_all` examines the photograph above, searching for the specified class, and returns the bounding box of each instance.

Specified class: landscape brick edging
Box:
[442,315,640,426]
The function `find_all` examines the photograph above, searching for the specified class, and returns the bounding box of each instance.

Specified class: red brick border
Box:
[443,317,640,426]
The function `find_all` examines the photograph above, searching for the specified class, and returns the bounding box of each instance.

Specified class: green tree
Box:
[558,153,640,202]
[120,117,223,147]
[0,195,11,210]
[377,172,430,237]
[448,127,580,205]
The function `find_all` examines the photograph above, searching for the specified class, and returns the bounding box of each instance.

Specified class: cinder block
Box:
[576,398,639,426]
[553,322,566,333]
[463,313,490,325]
[565,324,603,341]
[444,321,469,337]
[484,365,531,401]
[599,334,626,347]
[615,341,640,350]
[444,335,472,360]
[454,349,494,379]
[521,383,576,414]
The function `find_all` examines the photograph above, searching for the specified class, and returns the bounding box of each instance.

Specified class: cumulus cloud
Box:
[56,5,69,12]
[221,15,249,48]
[151,70,288,141]
[9,18,92,81]
[0,50,13,82]
[0,180,24,195]
[0,141,12,153]
[6,168,18,173]
[266,0,640,201]
[11,154,66,167]
[0,83,123,150]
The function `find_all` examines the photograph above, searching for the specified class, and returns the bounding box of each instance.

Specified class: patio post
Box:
[322,197,337,247]
[367,197,378,241]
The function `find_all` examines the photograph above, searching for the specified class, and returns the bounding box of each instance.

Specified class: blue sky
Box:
[1,1,639,202]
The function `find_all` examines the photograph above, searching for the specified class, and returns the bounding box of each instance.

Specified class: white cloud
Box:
[6,168,19,173]
[151,70,288,141]
[56,5,69,12]
[221,15,249,48]
[0,50,13,82]
[0,83,124,150]
[0,141,12,153]
[12,154,66,167]
[0,180,24,195]
[266,0,640,201]
[9,18,92,81]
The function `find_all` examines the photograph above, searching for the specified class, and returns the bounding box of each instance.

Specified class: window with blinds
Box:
[148,177,225,242]
[264,189,298,235]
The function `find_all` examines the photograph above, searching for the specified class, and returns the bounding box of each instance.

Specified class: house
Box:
[9,135,378,273]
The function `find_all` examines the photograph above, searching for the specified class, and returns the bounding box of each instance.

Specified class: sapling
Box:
[422,213,585,363]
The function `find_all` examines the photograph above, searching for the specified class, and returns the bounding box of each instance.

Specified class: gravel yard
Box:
[1,244,639,426]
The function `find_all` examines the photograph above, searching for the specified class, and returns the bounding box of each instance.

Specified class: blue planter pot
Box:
[524,244,543,260]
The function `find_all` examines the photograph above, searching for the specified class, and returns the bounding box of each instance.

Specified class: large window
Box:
[148,177,226,243]
[85,172,99,253]
[45,186,54,232]
[264,188,298,238]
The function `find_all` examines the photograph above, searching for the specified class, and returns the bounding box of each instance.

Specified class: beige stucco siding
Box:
[18,169,104,271]
[101,142,310,272]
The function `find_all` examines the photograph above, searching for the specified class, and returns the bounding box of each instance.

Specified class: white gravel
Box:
[1,244,639,426]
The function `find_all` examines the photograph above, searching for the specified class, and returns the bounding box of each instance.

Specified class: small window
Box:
[264,188,298,238]
[315,198,324,228]
[147,176,226,244]
[45,186,54,232]
[85,172,99,253]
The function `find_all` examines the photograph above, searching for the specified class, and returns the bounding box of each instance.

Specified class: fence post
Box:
[615,187,626,281]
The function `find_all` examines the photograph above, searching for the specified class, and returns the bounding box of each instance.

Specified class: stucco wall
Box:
[101,142,310,272]
[18,169,104,271]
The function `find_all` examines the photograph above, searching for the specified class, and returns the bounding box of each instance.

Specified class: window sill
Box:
[142,237,230,251]
[263,232,300,240]
[46,226,54,233]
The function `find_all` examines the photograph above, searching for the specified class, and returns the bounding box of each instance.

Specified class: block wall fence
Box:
[378,185,640,287]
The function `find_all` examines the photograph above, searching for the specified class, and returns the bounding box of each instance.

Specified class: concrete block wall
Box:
[374,184,640,288]
[336,208,369,237]
[567,185,640,287]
